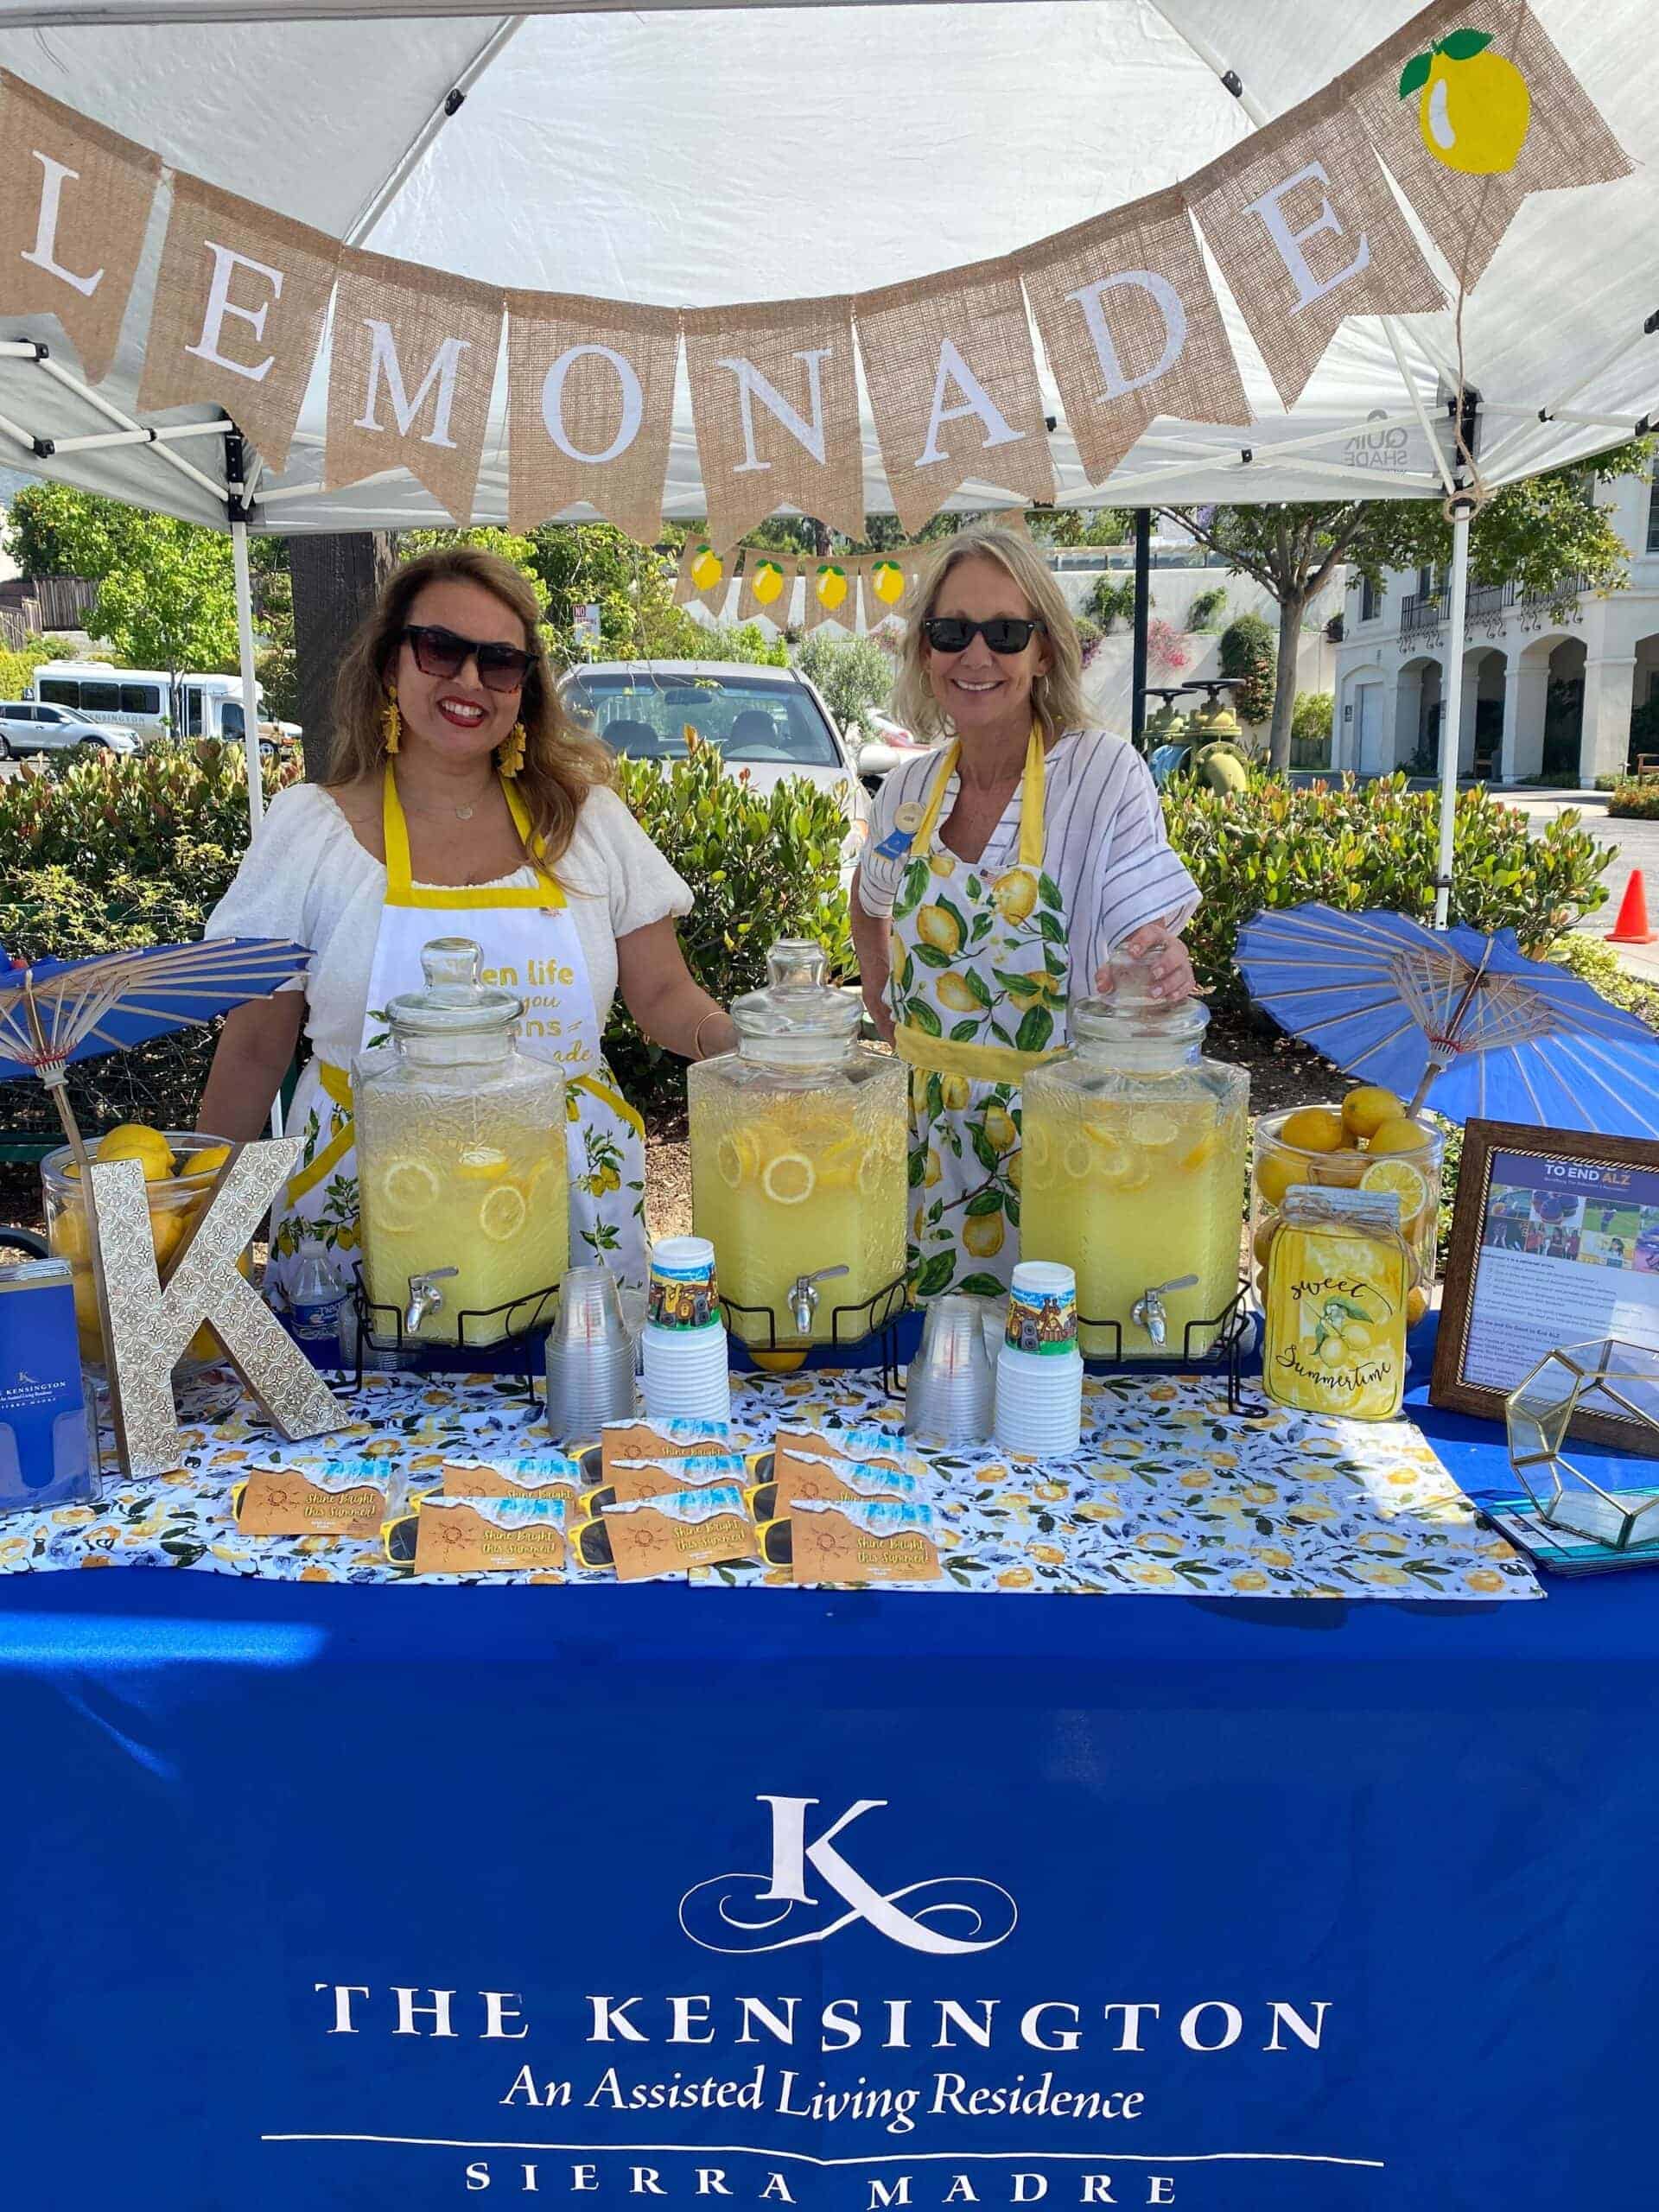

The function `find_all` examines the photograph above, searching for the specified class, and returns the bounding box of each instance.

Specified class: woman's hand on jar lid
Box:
[1093,922,1197,1002]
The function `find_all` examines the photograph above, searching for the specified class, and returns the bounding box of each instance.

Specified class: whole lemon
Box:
[1406,1286,1431,1328]
[182,1141,235,1179]
[95,1122,175,1180]
[1368,1116,1433,1156]
[1342,1085,1405,1142]
[1279,1106,1346,1154]
[1255,1148,1306,1209]
[1252,1218,1279,1267]
[1310,1148,1368,1190]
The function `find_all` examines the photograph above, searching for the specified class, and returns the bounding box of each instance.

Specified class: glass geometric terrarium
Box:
[1505,1339,1659,1550]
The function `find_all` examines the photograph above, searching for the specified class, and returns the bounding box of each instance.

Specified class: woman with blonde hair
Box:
[198,546,737,1299]
[851,525,1198,1299]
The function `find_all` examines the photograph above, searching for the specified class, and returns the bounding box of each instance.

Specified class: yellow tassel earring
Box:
[499,721,527,778]
[380,688,402,756]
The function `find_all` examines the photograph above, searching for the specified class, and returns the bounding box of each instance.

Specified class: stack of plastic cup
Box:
[640,1236,731,1423]
[994,1262,1084,1459]
[544,1263,639,1439]
[906,1294,995,1447]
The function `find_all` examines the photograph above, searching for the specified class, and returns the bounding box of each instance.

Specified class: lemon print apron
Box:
[268,771,647,1304]
[887,725,1071,1299]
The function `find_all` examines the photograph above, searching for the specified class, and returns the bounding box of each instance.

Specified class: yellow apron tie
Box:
[896,722,1058,1079]
[283,1058,357,1208]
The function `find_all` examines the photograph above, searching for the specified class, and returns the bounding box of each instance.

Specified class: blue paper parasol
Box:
[0,938,311,1166]
[1236,905,1659,1139]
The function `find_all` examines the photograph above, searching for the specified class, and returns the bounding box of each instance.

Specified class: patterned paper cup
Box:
[1003,1262,1079,1357]
[647,1236,721,1332]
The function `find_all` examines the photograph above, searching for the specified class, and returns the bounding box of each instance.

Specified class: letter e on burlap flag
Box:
[1346,0,1631,290]
[326,251,503,523]
[736,550,798,630]
[1021,187,1249,482]
[140,176,338,472]
[506,292,679,542]
[0,73,159,385]
[1187,85,1445,409]
[855,256,1056,537]
[684,297,865,550]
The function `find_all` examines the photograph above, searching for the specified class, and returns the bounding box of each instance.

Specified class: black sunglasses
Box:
[921,615,1047,656]
[402,623,533,693]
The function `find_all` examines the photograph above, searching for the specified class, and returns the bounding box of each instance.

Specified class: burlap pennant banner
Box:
[735,548,798,629]
[855,255,1056,537]
[506,291,679,541]
[683,296,865,550]
[1022,187,1251,483]
[804,551,860,633]
[138,176,338,472]
[673,534,734,616]
[0,73,160,385]
[1344,0,1632,291]
[326,250,503,523]
[1187,84,1446,410]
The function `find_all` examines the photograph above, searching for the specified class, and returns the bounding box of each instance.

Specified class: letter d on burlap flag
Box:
[326,250,503,524]
[1187,85,1445,410]
[139,176,338,473]
[0,73,159,385]
[855,256,1056,537]
[1346,0,1631,290]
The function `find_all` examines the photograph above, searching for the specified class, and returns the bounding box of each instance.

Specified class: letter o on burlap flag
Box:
[139,175,339,473]
[1344,0,1631,290]
[506,291,680,542]
[683,296,865,552]
[855,255,1056,537]
[1021,186,1250,484]
[326,250,504,524]
[1187,85,1445,409]
[0,73,160,385]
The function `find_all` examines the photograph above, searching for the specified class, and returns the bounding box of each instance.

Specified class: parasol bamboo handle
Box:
[22,982,91,1173]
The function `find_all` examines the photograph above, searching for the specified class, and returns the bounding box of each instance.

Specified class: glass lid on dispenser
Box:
[731,939,861,1064]
[1069,950,1211,1051]
[384,938,524,1039]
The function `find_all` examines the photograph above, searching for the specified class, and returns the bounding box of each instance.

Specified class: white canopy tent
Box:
[0,0,1655,916]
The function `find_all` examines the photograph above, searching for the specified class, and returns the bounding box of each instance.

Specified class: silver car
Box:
[0,701,139,759]
[563,662,869,877]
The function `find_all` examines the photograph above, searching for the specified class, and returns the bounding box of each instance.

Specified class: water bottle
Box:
[286,1242,347,1352]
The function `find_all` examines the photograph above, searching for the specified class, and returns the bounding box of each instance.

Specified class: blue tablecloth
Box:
[3,1334,1654,2212]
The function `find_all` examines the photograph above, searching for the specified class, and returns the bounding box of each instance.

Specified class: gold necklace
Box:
[397,775,494,823]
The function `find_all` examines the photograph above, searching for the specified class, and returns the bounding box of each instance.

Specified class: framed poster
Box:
[1431,1118,1659,1431]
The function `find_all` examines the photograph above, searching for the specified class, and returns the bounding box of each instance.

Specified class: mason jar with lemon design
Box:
[688,940,907,1356]
[353,948,569,1346]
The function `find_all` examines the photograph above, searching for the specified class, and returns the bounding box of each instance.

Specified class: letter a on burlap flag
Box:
[1345,0,1631,290]
[0,73,159,385]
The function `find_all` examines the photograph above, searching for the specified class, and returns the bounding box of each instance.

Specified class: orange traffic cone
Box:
[1609,870,1657,946]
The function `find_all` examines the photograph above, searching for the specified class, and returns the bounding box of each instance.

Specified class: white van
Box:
[29,662,293,750]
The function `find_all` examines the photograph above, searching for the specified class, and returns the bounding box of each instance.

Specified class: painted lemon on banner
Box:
[1399,30,1531,176]
[917,903,963,955]
[991,868,1039,924]
[872,559,906,606]
[690,543,722,591]
[753,560,784,606]
[937,971,982,1014]
[816,563,848,611]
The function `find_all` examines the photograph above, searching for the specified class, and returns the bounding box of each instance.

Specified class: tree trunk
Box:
[1268,589,1306,770]
[289,531,394,782]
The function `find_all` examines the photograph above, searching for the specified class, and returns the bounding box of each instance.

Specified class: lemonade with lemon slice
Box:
[1019,984,1249,1359]
[353,940,569,1346]
[687,939,907,1352]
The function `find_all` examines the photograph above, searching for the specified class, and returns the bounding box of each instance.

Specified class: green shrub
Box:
[1164,771,1612,1007]
[1290,690,1333,766]
[1186,586,1228,632]
[1609,778,1659,818]
[1218,613,1275,726]
[1088,575,1136,632]
[791,631,894,738]
[1073,613,1103,668]
[0,635,56,704]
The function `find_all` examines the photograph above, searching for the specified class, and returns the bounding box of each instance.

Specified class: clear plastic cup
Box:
[906,1294,994,1446]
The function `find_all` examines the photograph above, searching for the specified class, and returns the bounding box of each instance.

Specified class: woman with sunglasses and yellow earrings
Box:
[850,527,1200,1302]
[198,547,737,1306]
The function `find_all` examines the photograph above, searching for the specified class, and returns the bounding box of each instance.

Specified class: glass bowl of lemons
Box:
[41,1123,245,1371]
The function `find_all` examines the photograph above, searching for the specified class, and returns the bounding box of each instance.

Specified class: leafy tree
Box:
[0,634,57,705]
[1291,690,1334,762]
[1219,613,1275,727]
[1033,507,1132,548]
[1159,441,1651,767]
[791,632,895,736]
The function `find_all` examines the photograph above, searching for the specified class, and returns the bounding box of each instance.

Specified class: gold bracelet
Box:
[693,1008,724,1061]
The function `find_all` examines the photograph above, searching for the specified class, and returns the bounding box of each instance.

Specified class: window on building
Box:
[1416,565,1436,600]
[1647,462,1659,552]
[1359,577,1380,622]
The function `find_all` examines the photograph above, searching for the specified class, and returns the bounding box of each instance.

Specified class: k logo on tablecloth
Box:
[679,1795,1017,1955]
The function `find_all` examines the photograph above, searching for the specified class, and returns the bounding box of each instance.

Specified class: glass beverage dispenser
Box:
[688,940,906,1355]
[354,938,569,1347]
[1020,965,1249,1359]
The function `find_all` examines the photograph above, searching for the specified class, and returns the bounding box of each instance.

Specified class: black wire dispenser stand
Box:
[344,1274,560,1403]
[719,1268,910,1398]
[1074,1280,1264,1417]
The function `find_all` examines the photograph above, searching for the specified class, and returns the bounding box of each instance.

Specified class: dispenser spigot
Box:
[1131,1274,1199,1350]
[789,1264,850,1335]
[404,1266,459,1333]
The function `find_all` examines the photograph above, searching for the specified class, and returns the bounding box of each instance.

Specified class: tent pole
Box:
[1131,509,1151,746]
[1433,500,1475,931]
[232,519,264,833]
